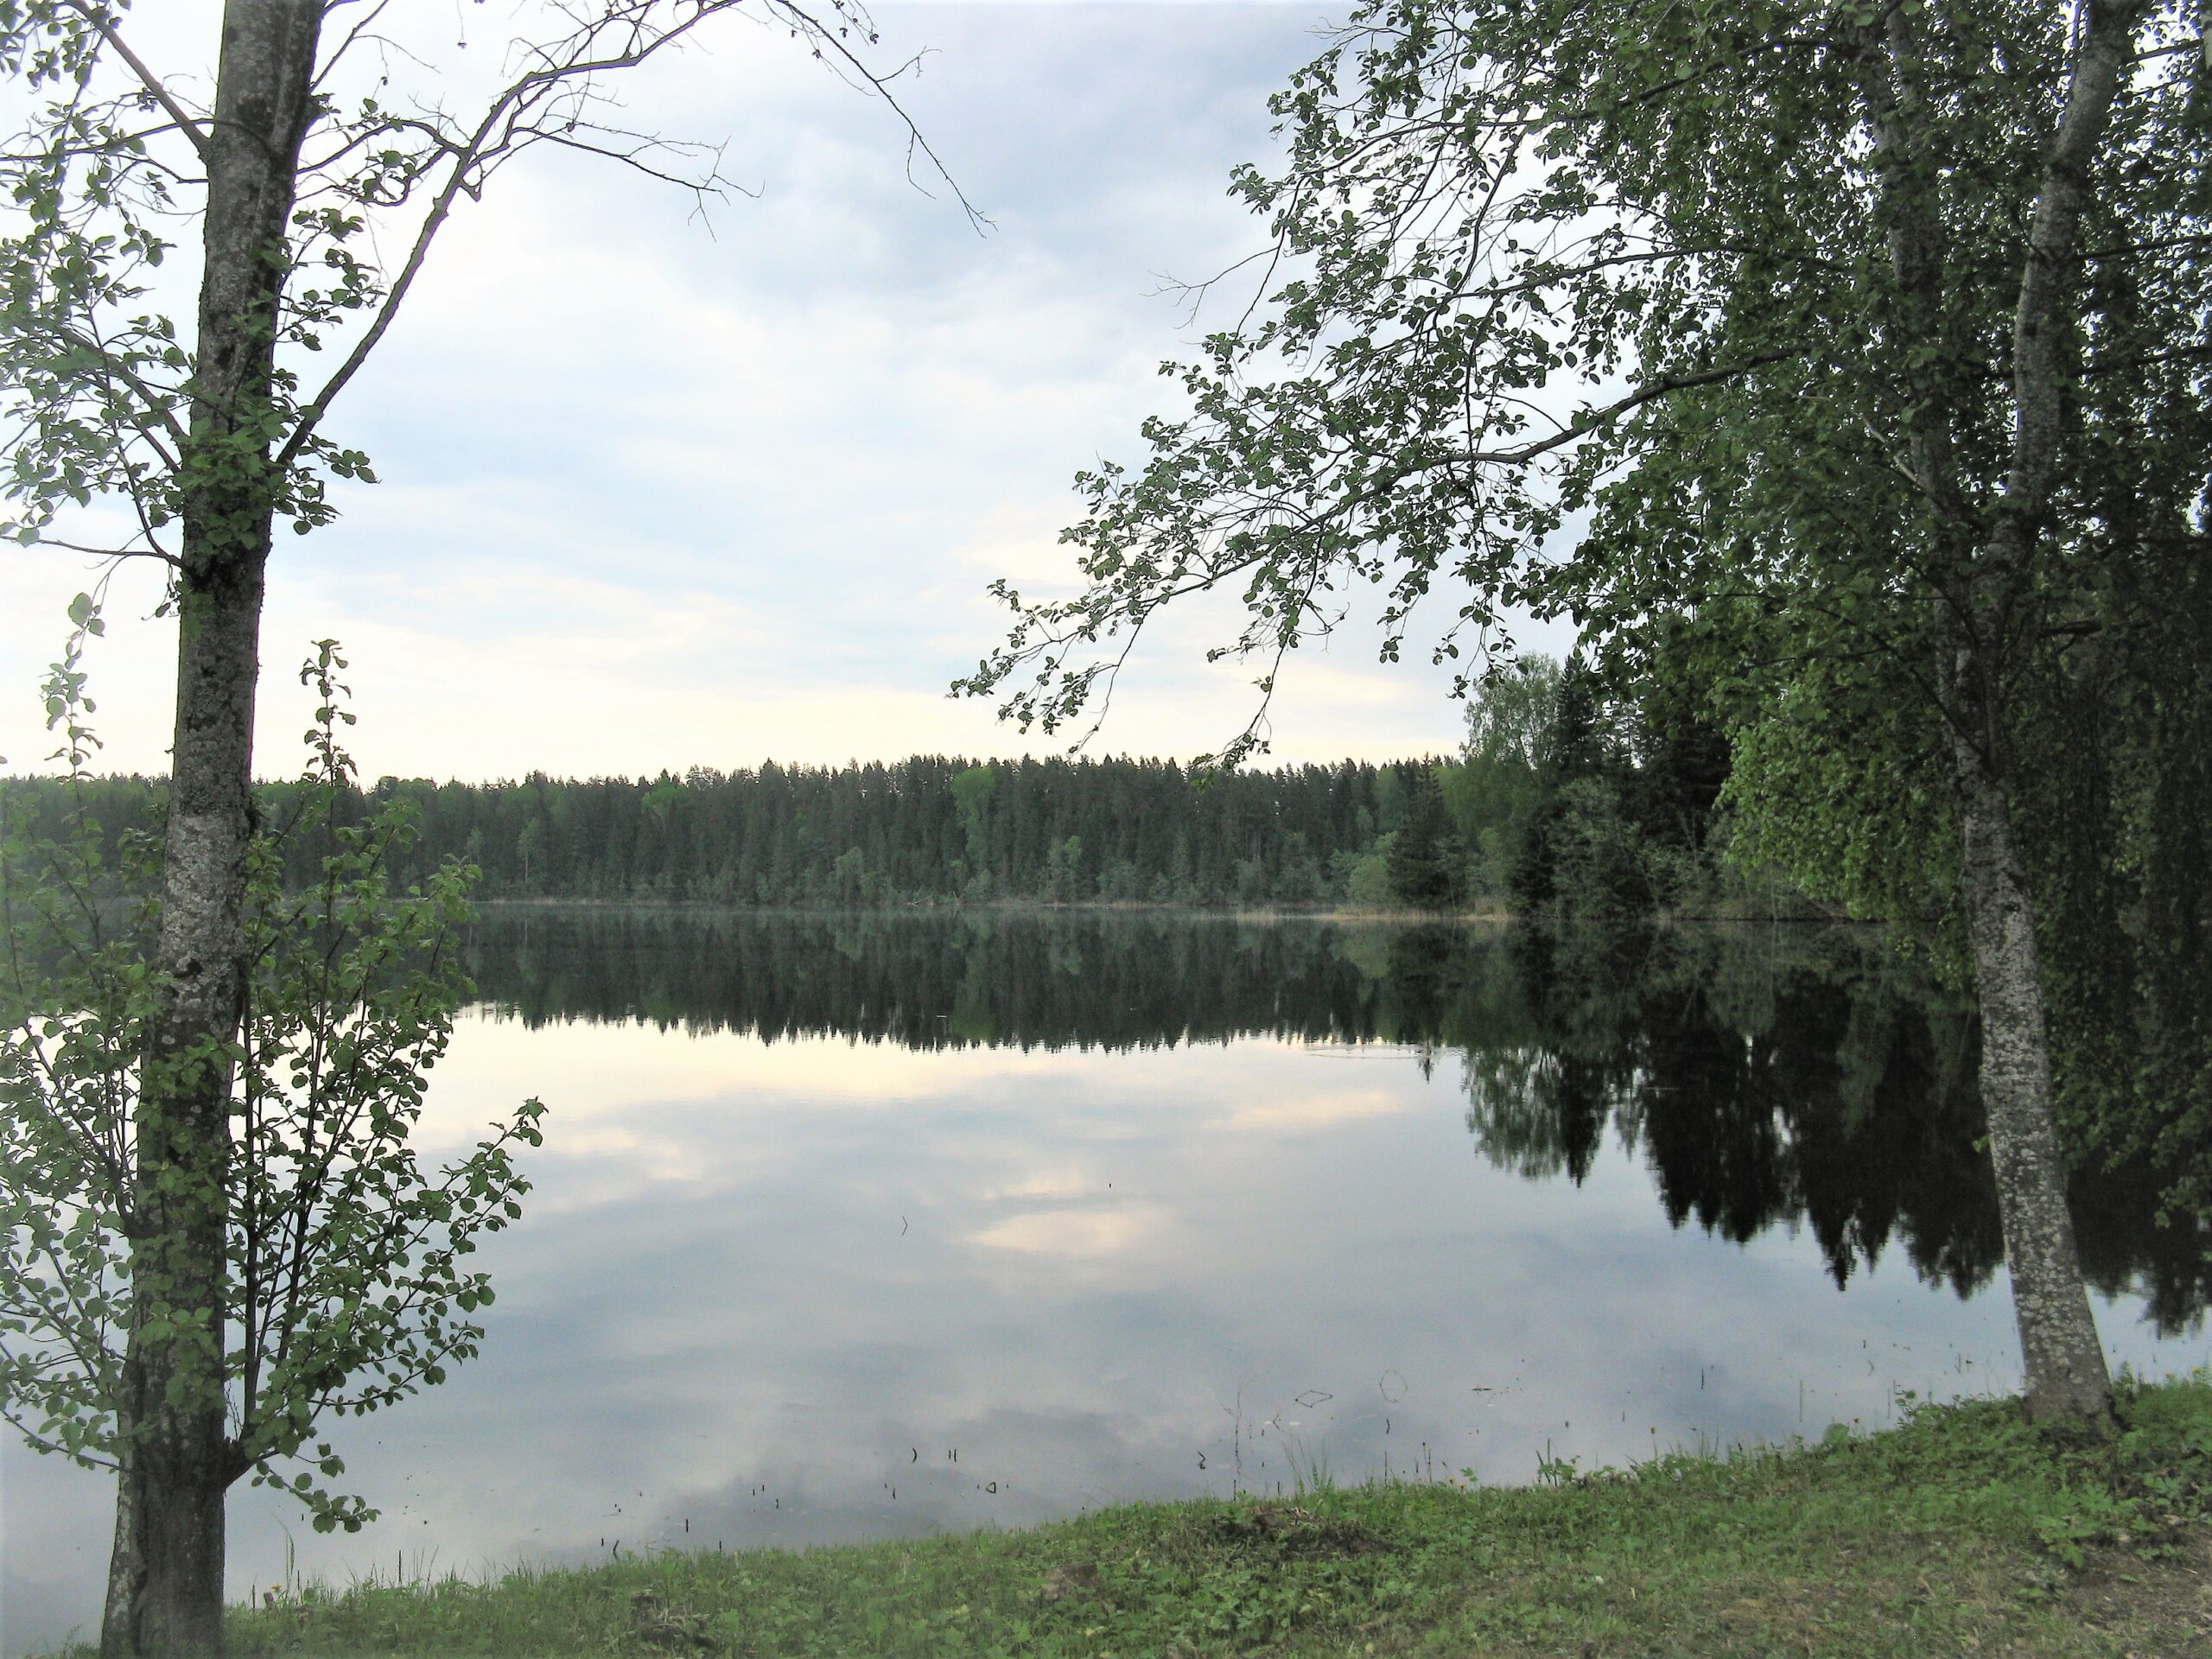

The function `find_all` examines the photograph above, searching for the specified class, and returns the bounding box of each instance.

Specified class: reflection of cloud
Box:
[982,1165,1101,1201]
[8,1018,2191,1656]
[434,1012,1072,1134]
[969,1204,1166,1257]
[1222,1088,1408,1133]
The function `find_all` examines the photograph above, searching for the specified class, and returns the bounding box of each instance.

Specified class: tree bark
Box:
[1940,0,2145,1428]
[1940,683,2113,1422]
[1853,4,2144,1426]
[102,6,324,1655]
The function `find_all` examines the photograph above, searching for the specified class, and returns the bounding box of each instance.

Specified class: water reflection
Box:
[3,912,2205,1656]
[1466,924,2210,1332]
[465,910,2207,1328]
[463,908,1408,1048]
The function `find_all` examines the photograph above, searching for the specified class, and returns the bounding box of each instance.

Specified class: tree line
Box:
[18,630,2204,1265]
[1,653,1745,916]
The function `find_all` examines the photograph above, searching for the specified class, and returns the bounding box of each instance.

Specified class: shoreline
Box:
[95,1376,2209,1659]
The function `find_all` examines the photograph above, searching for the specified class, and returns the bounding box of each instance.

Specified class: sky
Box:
[0,1,1574,785]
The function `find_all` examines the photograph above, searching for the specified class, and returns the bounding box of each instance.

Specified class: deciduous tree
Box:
[0,3,960,1651]
[960,0,2211,1425]
[2,632,539,1649]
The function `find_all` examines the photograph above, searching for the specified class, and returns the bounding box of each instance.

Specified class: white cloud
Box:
[0,3,1575,784]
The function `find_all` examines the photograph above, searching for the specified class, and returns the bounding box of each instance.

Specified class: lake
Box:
[5,912,2206,1654]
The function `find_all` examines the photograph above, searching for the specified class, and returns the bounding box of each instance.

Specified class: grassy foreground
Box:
[213,1377,2212,1659]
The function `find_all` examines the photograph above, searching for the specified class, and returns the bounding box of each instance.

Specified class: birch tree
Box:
[961,0,2211,1425]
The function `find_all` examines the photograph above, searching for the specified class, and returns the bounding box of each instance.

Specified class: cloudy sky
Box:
[0,2,1571,784]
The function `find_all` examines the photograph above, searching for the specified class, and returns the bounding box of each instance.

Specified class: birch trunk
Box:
[100,6,323,1654]
[1850,1,2148,1427]
[1942,0,2145,1427]
[1941,638,2114,1424]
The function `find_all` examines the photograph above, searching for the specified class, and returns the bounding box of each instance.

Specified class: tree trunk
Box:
[1942,642,2114,1425]
[1928,0,2144,1429]
[101,6,323,1655]
[102,544,271,1659]
[1855,2,2141,1429]
[99,1428,232,1659]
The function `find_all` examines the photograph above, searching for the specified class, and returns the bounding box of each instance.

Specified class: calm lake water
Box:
[5,912,2208,1653]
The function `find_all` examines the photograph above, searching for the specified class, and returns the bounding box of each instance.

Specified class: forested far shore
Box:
[14,641,2205,1230]
[0,660,1750,917]
[0,754,1520,910]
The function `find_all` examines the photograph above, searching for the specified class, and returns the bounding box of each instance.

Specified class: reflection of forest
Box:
[462,909,2208,1332]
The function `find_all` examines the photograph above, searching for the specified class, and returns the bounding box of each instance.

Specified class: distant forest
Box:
[4,658,1747,915]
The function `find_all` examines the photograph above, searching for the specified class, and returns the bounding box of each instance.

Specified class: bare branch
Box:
[312,0,396,93]
[62,1,210,162]
[33,537,181,570]
[283,0,982,466]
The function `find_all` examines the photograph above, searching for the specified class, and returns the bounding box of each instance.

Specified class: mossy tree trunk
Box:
[101,6,324,1654]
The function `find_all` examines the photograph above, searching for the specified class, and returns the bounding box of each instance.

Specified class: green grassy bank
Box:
[197,1377,2212,1658]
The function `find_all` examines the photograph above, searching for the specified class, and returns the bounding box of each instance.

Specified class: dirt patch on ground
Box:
[2065,1527,2212,1657]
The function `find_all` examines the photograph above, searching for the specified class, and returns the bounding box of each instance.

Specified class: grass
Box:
[165,1376,2212,1656]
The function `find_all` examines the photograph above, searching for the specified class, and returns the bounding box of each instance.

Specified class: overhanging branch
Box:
[64,1,209,162]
